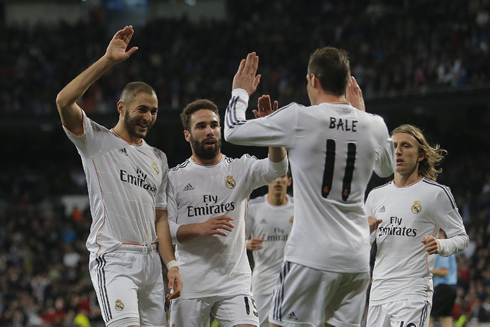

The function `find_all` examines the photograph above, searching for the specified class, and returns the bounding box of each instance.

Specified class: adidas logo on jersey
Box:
[260,219,267,224]
[183,183,194,191]
[379,206,386,212]
[286,312,298,321]
[119,148,128,156]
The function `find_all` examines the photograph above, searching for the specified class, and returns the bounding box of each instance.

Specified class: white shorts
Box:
[367,299,431,327]
[89,246,165,327]
[254,293,273,327]
[170,292,259,327]
[269,261,370,327]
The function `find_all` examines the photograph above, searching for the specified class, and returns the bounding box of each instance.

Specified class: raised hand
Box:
[199,216,235,237]
[252,95,279,118]
[346,76,365,112]
[232,52,261,96]
[104,25,139,64]
[421,235,440,255]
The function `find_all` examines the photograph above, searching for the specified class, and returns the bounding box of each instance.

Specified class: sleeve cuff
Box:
[232,88,250,102]
[168,220,182,245]
[268,155,289,176]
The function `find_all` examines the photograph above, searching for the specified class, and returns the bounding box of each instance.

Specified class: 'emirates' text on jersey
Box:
[168,154,288,299]
[365,178,466,305]
[63,110,168,255]
[225,89,395,272]
[246,195,294,295]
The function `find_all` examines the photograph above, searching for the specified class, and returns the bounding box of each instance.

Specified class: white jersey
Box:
[365,177,466,306]
[246,195,294,295]
[63,110,168,255]
[167,154,288,299]
[224,89,395,273]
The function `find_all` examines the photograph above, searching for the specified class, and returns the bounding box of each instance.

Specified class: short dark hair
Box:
[308,47,350,97]
[120,82,156,105]
[181,99,220,131]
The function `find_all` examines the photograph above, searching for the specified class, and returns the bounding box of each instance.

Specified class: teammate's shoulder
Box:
[420,177,451,191]
[369,180,393,193]
[249,194,267,206]
[170,158,191,172]
[267,102,303,118]
[234,153,260,163]
[421,177,457,208]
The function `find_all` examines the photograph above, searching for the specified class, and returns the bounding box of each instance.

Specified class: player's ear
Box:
[184,130,191,143]
[117,100,124,116]
[287,177,292,186]
[311,74,319,88]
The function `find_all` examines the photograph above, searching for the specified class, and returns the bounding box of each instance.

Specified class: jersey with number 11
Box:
[225,89,395,272]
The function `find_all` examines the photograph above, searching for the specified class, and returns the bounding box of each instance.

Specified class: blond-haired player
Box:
[56,26,182,327]
[224,49,395,327]
[365,124,468,327]
[167,99,288,327]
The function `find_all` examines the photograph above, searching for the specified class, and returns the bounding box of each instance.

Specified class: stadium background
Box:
[1,0,489,326]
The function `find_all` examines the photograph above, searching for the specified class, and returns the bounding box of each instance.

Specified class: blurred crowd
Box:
[1,0,489,116]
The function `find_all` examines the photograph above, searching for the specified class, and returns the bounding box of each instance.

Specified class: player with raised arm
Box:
[365,124,468,327]
[167,99,288,327]
[56,26,182,327]
[246,169,293,327]
[224,49,395,326]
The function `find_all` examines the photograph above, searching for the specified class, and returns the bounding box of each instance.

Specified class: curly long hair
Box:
[391,124,447,181]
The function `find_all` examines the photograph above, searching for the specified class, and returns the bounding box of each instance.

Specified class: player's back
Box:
[285,102,394,273]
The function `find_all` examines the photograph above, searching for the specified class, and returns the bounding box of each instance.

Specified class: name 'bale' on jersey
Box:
[224,89,395,273]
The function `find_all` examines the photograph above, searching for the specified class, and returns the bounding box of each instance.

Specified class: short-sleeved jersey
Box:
[167,154,288,299]
[63,110,168,255]
[246,194,294,295]
[224,89,395,273]
[365,177,466,306]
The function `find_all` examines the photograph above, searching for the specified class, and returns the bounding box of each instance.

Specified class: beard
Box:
[124,110,154,139]
[190,135,222,160]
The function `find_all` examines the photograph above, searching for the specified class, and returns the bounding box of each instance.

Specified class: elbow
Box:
[56,92,68,112]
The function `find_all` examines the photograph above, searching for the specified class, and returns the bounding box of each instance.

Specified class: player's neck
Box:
[394,172,422,187]
[113,124,143,145]
[267,193,288,206]
[190,153,223,165]
[315,92,348,105]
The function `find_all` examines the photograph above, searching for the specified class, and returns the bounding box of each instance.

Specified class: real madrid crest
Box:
[152,162,160,175]
[411,201,422,214]
[115,299,124,311]
[289,216,294,226]
[225,175,236,189]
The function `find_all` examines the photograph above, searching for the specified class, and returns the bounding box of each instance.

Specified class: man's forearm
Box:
[176,224,202,244]
[56,56,115,110]
[156,211,177,265]
[268,147,287,163]
[439,234,469,257]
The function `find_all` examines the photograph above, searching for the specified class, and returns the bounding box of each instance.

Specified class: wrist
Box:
[166,260,179,271]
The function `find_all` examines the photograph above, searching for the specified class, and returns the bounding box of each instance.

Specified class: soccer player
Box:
[224,49,395,326]
[167,99,288,327]
[56,26,182,327]
[365,124,468,327]
[246,172,293,327]
[430,230,458,327]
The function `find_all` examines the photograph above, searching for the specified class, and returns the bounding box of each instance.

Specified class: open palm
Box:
[105,25,138,63]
